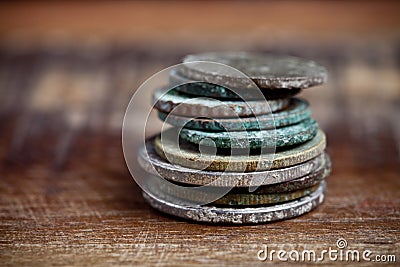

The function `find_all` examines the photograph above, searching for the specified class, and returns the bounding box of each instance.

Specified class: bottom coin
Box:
[142,182,325,224]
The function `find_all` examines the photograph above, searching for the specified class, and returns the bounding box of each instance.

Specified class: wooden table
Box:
[0,2,399,266]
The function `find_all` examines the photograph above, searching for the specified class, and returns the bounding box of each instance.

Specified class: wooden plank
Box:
[0,1,400,46]
[0,20,399,266]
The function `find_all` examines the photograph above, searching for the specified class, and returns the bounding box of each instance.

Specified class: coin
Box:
[232,158,331,194]
[140,159,330,202]
[179,118,318,149]
[142,182,326,224]
[169,69,302,100]
[213,183,320,206]
[153,88,289,117]
[142,166,329,204]
[139,139,327,187]
[142,170,321,205]
[158,98,311,131]
[154,129,326,171]
[181,52,328,89]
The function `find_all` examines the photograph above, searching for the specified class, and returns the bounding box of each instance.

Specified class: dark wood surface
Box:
[0,1,399,266]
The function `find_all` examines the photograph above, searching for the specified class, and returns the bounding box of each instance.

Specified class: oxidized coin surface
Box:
[142,182,326,224]
[141,166,329,206]
[153,88,289,117]
[139,139,327,187]
[140,159,330,205]
[154,129,326,171]
[169,69,302,100]
[179,118,318,149]
[142,170,321,205]
[158,98,311,131]
[232,158,331,194]
[212,183,320,206]
[181,52,328,89]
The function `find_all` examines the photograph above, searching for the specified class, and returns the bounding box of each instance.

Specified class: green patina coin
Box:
[179,118,318,149]
[142,182,326,224]
[212,183,320,206]
[169,69,301,100]
[139,138,328,187]
[142,167,324,205]
[153,88,289,118]
[181,52,327,89]
[154,129,326,171]
[158,98,311,131]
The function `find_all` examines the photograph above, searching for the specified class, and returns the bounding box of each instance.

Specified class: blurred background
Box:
[1,1,399,265]
[0,1,399,170]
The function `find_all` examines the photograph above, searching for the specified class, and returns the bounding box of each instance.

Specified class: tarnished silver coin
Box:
[139,139,327,187]
[142,182,326,224]
[154,129,326,171]
[233,157,331,194]
[153,88,289,117]
[169,69,302,100]
[181,52,327,89]
[142,172,321,206]
[158,98,311,131]
[139,155,330,205]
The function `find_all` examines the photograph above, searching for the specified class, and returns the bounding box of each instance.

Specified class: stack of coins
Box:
[139,52,331,224]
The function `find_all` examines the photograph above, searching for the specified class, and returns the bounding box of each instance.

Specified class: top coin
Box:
[181,52,327,89]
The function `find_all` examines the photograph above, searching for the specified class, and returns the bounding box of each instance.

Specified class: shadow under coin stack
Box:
[139,52,331,224]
